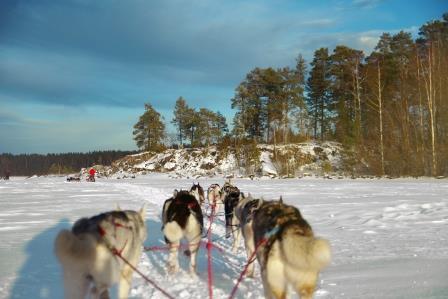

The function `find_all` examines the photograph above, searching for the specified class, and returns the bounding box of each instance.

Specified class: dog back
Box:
[163,191,203,229]
[252,201,330,271]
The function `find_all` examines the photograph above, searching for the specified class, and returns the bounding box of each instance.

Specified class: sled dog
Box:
[223,183,244,252]
[207,183,223,211]
[54,207,147,299]
[234,194,265,277]
[252,201,331,299]
[162,190,203,274]
[190,183,205,206]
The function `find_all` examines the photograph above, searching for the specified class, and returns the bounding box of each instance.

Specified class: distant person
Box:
[88,168,96,182]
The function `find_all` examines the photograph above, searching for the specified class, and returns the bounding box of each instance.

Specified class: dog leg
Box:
[167,241,180,274]
[243,224,255,277]
[231,231,240,253]
[289,270,317,299]
[187,236,201,275]
[231,218,241,253]
[117,264,134,299]
[263,243,287,299]
[185,215,202,275]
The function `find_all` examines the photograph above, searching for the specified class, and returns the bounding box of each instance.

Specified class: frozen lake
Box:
[0,175,447,298]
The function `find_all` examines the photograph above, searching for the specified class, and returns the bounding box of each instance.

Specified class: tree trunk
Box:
[377,61,385,176]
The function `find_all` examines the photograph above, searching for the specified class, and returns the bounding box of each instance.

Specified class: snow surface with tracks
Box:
[0,175,447,299]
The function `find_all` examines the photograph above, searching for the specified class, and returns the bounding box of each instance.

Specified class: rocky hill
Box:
[86,141,352,179]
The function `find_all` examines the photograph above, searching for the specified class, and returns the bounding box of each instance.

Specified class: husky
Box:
[66,176,80,182]
[190,183,205,206]
[234,194,265,277]
[223,183,244,253]
[162,190,203,274]
[251,201,331,299]
[207,183,223,212]
[54,207,147,299]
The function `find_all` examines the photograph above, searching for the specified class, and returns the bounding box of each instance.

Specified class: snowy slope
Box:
[0,175,447,299]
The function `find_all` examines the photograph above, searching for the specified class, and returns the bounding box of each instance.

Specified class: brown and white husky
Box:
[239,198,331,299]
[54,207,147,299]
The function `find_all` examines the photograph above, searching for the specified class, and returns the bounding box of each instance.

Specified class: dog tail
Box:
[280,230,331,271]
[54,230,97,265]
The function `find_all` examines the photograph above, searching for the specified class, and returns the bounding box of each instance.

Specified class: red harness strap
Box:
[97,221,175,299]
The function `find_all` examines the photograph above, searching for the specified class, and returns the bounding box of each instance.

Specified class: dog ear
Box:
[139,203,147,220]
[247,192,252,199]
[115,203,122,211]
[279,196,283,203]
[173,189,178,198]
[256,198,264,209]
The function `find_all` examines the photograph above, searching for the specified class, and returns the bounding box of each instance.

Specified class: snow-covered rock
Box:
[101,141,346,179]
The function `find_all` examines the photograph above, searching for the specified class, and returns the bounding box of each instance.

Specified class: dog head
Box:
[190,183,205,204]
[207,183,221,205]
[235,193,264,224]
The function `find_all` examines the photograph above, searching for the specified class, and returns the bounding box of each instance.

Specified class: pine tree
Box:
[231,68,267,142]
[172,97,189,147]
[306,48,332,140]
[133,103,166,152]
[330,45,365,146]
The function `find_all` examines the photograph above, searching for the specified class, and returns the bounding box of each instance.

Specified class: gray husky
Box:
[162,190,203,274]
[54,207,147,299]
[246,199,331,299]
[234,194,264,277]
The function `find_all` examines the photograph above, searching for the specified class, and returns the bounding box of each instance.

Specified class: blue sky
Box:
[1,0,447,154]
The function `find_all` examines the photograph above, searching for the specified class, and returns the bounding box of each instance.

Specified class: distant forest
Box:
[134,13,448,177]
[0,151,136,177]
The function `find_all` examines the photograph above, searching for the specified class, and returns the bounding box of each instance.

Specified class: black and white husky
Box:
[189,183,205,206]
[162,190,204,274]
[54,207,147,299]
[223,183,244,253]
[251,200,331,299]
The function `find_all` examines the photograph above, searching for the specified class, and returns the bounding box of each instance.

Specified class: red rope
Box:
[98,223,175,299]
[227,238,267,299]
[113,250,175,299]
[144,241,224,254]
[206,203,216,299]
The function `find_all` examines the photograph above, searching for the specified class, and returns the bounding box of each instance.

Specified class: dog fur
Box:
[251,200,331,299]
[207,183,223,213]
[162,190,204,274]
[223,183,244,253]
[54,207,147,299]
[234,194,264,277]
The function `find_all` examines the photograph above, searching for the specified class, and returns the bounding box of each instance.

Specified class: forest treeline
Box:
[0,151,136,177]
[134,13,448,177]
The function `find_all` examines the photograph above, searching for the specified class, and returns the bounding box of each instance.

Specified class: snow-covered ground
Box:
[1,175,447,299]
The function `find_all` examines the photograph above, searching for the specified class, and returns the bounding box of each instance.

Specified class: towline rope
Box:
[206,203,217,299]
[228,226,280,299]
[98,224,175,299]
[113,249,175,299]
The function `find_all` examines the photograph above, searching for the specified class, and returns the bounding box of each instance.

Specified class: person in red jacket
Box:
[88,168,96,182]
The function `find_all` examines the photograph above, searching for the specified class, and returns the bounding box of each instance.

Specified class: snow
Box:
[1,175,448,299]
[259,152,278,176]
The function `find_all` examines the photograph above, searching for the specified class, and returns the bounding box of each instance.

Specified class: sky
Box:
[1,0,447,154]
